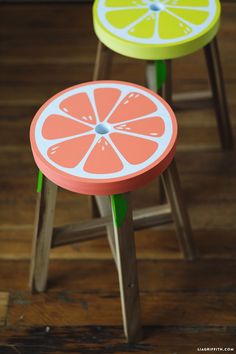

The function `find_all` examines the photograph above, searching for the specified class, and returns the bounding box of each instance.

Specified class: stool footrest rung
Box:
[133,203,171,230]
[146,62,213,109]
[51,204,172,248]
[173,90,213,109]
[52,216,109,248]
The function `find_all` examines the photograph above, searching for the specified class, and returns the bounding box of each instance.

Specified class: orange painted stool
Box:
[29,80,195,343]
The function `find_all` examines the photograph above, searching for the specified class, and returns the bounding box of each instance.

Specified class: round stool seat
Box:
[30,81,177,195]
[93,0,220,59]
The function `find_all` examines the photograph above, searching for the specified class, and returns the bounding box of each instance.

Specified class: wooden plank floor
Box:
[0,3,236,353]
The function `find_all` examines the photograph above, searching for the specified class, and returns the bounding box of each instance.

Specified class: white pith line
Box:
[166,6,209,11]
[164,8,199,30]
[104,135,133,168]
[104,0,177,10]
[105,6,147,11]
[153,11,161,41]
[87,89,100,125]
[119,11,150,34]
[102,91,128,124]
[46,131,95,147]
[110,111,161,126]
[110,129,162,143]
[73,134,101,171]
[57,107,96,129]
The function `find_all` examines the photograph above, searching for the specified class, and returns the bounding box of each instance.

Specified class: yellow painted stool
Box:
[29,80,195,343]
[93,0,233,149]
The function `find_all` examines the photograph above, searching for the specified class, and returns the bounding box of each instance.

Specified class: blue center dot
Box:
[149,3,162,11]
[95,123,110,135]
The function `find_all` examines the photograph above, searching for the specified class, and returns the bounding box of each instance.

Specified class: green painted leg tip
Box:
[37,170,43,193]
[155,60,167,90]
[111,194,128,229]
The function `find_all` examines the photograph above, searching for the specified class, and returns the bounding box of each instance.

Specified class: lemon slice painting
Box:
[93,0,221,59]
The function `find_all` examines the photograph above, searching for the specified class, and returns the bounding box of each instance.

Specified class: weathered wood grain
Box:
[1,259,236,293]
[2,227,236,261]
[6,291,236,327]
[0,326,236,354]
[0,293,9,326]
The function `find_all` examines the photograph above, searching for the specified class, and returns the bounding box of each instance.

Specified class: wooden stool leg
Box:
[89,196,100,218]
[146,60,173,204]
[161,159,196,261]
[204,37,234,150]
[93,40,113,81]
[95,196,117,264]
[110,193,142,343]
[29,175,57,293]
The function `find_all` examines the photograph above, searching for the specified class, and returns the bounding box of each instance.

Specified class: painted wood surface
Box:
[30,80,177,195]
[93,0,221,59]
